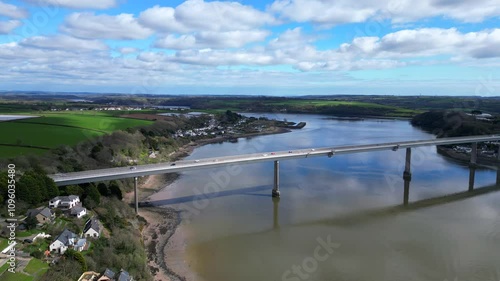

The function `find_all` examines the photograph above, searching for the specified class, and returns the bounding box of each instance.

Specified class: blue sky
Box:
[0,0,499,96]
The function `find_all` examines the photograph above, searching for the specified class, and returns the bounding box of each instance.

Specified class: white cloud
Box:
[171,49,276,66]
[0,1,28,19]
[20,35,109,51]
[268,27,316,49]
[340,28,500,59]
[139,0,276,33]
[60,12,153,40]
[22,0,117,9]
[0,20,22,34]
[155,30,270,49]
[138,6,188,33]
[118,47,139,55]
[270,0,500,24]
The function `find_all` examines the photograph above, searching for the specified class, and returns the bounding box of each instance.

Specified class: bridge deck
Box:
[49,135,500,186]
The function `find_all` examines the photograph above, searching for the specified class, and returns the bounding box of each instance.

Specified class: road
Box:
[49,135,500,186]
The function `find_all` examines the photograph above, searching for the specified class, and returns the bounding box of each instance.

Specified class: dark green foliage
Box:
[411,110,498,138]
[65,249,87,272]
[31,249,43,259]
[0,172,7,205]
[108,181,122,200]
[61,185,84,196]
[97,183,110,196]
[25,215,38,230]
[82,183,101,209]
[40,258,82,281]
[17,172,42,204]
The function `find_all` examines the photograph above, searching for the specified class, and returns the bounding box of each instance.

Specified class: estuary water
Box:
[150,113,500,281]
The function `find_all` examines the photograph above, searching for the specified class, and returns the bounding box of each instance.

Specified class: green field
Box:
[24,258,49,279]
[0,112,153,158]
[0,238,8,251]
[0,272,33,281]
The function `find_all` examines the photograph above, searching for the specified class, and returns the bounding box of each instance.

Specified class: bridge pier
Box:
[403,148,412,205]
[272,160,280,197]
[469,143,478,191]
[470,142,478,166]
[134,177,138,214]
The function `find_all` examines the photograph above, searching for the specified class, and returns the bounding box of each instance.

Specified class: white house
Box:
[49,229,78,254]
[83,218,102,238]
[49,195,80,209]
[49,228,87,254]
[70,206,87,219]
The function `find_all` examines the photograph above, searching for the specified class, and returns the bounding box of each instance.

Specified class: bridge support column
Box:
[469,143,478,191]
[471,142,478,166]
[272,160,280,197]
[134,177,138,214]
[403,148,412,205]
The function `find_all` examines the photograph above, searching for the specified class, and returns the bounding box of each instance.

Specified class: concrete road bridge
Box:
[49,135,500,213]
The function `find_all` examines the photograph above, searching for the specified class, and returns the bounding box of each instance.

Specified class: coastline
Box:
[131,126,291,281]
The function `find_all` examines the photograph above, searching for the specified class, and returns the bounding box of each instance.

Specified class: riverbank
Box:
[437,146,499,166]
[130,125,291,281]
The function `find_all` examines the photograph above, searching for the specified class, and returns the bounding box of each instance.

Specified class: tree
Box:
[0,172,7,205]
[97,183,110,196]
[25,215,38,230]
[85,184,101,206]
[65,249,87,272]
[108,181,122,200]
[17,173,42,204]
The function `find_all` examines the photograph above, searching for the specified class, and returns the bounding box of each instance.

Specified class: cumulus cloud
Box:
[0,1,28,19]
[60,12,153,40]
[339,28,500,59]
[155,30,270,49]
[0,20,22,34]
[270,0,500,24]
[139,0,276,33]
[20,35,109,51]
[268,27,316,49]
[21,0,117,9]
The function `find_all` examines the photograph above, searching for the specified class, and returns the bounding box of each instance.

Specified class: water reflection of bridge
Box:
[271,170,500,230]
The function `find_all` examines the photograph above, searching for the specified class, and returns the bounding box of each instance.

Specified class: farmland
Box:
[0,112,153,158]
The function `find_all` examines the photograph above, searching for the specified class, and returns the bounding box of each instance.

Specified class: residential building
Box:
[70,206,87,218]
[49,228,87,254]
[49,195,80,209]
[26,207,54,224]
[97,268,134,281]
[83,218,102,238]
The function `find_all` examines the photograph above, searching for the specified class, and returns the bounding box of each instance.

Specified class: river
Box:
[150,113,500,281]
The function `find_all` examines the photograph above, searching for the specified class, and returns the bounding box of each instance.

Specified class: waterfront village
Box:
[0,194,134,281]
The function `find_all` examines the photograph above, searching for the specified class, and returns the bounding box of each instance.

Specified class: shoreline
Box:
[437,146,499,168]
[132,126,292,281]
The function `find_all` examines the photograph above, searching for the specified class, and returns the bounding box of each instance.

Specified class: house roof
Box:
[116,270,131,281]
[103,268,115,279]
[83,218,101,234]
[75,238,86,248]
[38,207,53,218]
[51,195,80,202]
[53,228,78,245]
[26,207,53,218]
[71,206,86,215]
